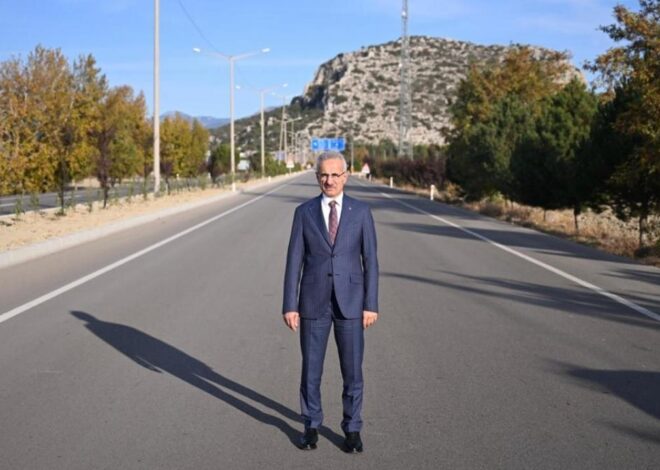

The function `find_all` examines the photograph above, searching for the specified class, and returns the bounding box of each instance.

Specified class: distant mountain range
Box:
[161,111,229,129]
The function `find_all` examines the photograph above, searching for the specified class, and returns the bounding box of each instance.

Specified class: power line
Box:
[177,1,261,93]
[175,0,220,54]
[176,0,274,119]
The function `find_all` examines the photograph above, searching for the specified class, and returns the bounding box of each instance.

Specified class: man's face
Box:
[317,158,347,198]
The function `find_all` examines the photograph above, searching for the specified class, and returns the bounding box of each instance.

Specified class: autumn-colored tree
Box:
[352,145,369,172]
[447,46,574,199]
[0,46,153,208]
[160,114,192,193]
[52,54,107,212]
[137,118,153,196]
[586,0,659,172]
[93,85,146,207]
[109,92,147,189]
[0,55,30,195]
[0,46,71,196]
[586,0,660,247]
[66,56,106,184]
[186,119,210,182]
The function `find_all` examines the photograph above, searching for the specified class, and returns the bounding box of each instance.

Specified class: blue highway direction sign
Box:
[310,137,345,152]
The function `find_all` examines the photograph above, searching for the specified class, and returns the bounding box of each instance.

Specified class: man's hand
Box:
[363,310,378,329]
[283,311,300,332]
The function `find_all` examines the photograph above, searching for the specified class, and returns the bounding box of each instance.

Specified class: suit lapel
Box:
[334,194,355,246]
[308,195,332,247]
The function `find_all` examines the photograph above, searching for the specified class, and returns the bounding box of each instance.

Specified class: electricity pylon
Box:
[398,0,413,159]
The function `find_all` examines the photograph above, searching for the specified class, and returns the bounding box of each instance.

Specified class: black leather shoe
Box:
[298,428,318,450]
[343,432,363,453]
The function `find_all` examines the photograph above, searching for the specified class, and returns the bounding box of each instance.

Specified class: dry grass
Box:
[375,178,659,267]
[0,176,277,252]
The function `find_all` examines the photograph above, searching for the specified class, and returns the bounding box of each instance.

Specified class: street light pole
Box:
[350,131,354,173]
[260,90,265,178]
[285,116,302,164]
[193,47,270,191]
[258,84,286,178]
[153,0,160,194]
[278,95,288,156]
[229,58,235,190]
[290,118,300,163]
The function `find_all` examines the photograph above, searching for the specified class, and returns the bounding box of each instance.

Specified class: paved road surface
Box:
[1,173,658,469]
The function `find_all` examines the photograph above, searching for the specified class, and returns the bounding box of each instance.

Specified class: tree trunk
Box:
[58,186,65,214]
[573,207,580,235]
[103,186,109,209]
[59,158,66,214]
[638,215,646,249]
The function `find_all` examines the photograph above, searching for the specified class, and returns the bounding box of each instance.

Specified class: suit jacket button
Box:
[327,273,332,277]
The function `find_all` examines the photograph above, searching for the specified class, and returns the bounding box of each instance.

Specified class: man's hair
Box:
[316,151,347,172]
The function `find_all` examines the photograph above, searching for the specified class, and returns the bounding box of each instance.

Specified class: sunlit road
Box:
[1,173,658,469]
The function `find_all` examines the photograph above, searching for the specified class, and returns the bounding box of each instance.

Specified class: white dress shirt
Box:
[321,192,344,231]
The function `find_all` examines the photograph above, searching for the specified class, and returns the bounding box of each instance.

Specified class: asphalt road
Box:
[1,173,658,469]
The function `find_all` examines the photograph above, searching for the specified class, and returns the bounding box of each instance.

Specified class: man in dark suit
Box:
[283,151,379,453]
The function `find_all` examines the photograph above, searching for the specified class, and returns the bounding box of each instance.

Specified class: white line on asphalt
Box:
[367,183,660,322]
[0,182,290,325]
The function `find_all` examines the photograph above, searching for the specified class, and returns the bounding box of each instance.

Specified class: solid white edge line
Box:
[0,182,291,325]
[357,180,660,322]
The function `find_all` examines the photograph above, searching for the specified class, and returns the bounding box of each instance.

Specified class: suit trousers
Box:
[299,291,364,433]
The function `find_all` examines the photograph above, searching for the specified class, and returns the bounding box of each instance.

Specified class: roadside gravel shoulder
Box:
[0,173,302,269]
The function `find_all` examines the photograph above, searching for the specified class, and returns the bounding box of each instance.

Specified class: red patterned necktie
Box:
[328,201,338,245]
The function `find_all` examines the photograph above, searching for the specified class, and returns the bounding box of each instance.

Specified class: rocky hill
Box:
[216,36,582,152]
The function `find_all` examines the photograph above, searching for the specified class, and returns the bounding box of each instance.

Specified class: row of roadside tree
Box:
[0,46,293,211]
[0,46,213,209]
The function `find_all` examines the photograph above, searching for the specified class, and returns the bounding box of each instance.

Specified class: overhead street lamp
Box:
[153,0,161,194]
[193,46,270,191]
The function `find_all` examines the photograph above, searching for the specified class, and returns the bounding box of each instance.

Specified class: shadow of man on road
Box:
[70,310,344,449]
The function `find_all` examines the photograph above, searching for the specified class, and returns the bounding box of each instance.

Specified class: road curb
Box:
[0,172,304,270]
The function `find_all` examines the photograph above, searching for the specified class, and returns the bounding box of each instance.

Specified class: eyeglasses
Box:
[317,171,346,181]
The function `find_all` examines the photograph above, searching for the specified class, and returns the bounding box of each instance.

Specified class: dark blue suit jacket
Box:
[283,193,379,319]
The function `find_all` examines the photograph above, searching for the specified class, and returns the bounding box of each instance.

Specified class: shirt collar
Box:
[322,192,344,207]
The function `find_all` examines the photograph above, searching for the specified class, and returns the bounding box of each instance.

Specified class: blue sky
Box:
[0,0,636,119]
